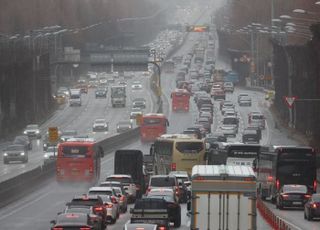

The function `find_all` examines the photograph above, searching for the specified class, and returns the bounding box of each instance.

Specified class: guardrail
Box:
[257,198,301,230]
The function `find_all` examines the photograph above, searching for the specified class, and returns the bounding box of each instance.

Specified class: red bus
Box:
[56,138,104,183]
[140,113,169,142]
[171,89,190,112]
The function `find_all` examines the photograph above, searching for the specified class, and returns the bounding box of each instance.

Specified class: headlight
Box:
[44,154,49,159]
[23,131,27,134]
[35,130,40,134]
[43,143,47,147]
[117,126,120,129]
[3,153,8,156]
[20,152,25,156]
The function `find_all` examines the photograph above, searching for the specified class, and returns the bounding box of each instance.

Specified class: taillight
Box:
[94,206,103,212]
[171,163,176,171]
[53,228,63,230]
[305,194,312,199]
[314,180,317,192]
[312,203,318,208]
[281,194,289,199]
[276,179,280,190]
[111,196,117,203]
[136,184,141,191]
[158,227,167,230]
[267,176,273,182]
[80,228,91,230]
[120,196,125,201]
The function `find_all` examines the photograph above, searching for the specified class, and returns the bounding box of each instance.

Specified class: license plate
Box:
[293,201,302,205]
[71,171,79,175]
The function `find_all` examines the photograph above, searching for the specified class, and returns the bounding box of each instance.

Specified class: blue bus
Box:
[224,71,239,84]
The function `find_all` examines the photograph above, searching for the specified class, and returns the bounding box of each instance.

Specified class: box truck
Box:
[190,165,257,230]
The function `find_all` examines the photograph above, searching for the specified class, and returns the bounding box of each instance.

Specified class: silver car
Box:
[23,124,41,139]
[3,144,28,164]
[219,124,238,137]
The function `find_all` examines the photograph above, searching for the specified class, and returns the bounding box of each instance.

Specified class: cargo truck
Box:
[114,149,146,198]
[189,165,257,230]
[111,85,126,107]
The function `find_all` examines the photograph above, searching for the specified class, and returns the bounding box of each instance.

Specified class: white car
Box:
[92,118,108,132]
[130,108,143,120]
[106,174,137,202]
[88,187,120,224]
[131,81,142,90]
[23,124,41,139]
[43,146,58,165]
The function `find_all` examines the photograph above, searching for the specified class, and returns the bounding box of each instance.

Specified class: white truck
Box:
[69,89,81,106]
[189,165,257,230]
[111,85,126,107]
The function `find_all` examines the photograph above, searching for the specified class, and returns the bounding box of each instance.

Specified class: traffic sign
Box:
[284,96,297,108]
[48,127,59,143]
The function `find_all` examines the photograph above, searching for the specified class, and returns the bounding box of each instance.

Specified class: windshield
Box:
[176,142,204,153]
[106,177,132,184]
[150,177,175,187]
[223,117,237,125]
[6,145,24,151]
[88,190,113,196]
[70,95,80,99]
[143,118,162,125]
[26,125,38,129]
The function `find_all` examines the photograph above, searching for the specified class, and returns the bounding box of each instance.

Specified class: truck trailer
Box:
[190,165,257,230]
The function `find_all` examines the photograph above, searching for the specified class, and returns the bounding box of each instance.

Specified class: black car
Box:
[276,184,310,209]
[147,189,181,227]
[205,133,227,149]
[304,193,320,220]
[50,213,97,230]
[13,135,32,150]
[95,87,107,98]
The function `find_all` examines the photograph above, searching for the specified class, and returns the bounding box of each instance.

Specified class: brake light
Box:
[276,179,280,190]
[281,194,289,199]
[267,176,273,182]
[120,196,125,201]
[314,180,317,192]
[171,163,176,171]
[80,228,91,230]
[312,203,318,208]
[94,206,103,212]
[158,227,167,230]
[89,167,93,173]
[305,194,312,199]
[175,186,179,195]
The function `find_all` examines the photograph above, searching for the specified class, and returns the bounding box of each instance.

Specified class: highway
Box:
[0,1,318,230]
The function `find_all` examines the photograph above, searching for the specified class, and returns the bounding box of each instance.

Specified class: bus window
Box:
[143,118,161,126]
[175,142,204,154]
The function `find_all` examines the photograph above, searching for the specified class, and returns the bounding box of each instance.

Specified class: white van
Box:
[69,89,81,106]
[248,112,265,129]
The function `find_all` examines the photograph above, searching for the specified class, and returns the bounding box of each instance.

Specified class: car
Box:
[99,181,128,213]
[43,146,58,165]
[116,121,133,133]
[242,129,260,144]
[106,174,137,203]
[196,117,211,133]
[101,195,119,224]
[124,223,157,230]
[132,81,142,90]
[276,184,310,209]
[146,188,181,227]
[118,81,127,87]
[113,186,128,213]
[223,82,234,92]
[130,107,143,120]
[182,130,199,139]
[63,205,105,230]
[248,112,266,129]
[221,102,235,115]
[204,133,227,150]
[92,119,108,132]
[219,124,238,137]
[60,130,78,142]
[23,124,41,139]
[57,86,70,97]
[199,111,213,124]
[67,195,107,225]
[222,116,239,130]
[224,109,237,117]
[50,213,97,230]
[3,144,28,164]
[95,87,107,98]
[132,98,146,109]
[238,93,249,103]
[13,135,32,150]
[239,95,252,106]
[169,171,190,203]
[147,175,179,198]
[304,193,320,220]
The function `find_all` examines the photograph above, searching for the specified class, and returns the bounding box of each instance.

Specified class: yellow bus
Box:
[151,134,206,175]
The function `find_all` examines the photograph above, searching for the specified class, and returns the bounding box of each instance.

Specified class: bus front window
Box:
[176,142,204,154]
[62,146,89,158]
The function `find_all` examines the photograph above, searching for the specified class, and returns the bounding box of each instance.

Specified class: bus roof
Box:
[172,88,189,94]
[158,134,195,140]
[269,145,313,151]
[192,165,255,179]
[60,139,96,145]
